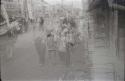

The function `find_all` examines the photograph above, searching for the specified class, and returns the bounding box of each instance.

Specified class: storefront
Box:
[88,0,125,81]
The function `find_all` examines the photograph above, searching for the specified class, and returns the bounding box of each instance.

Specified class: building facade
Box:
[88,0,125,81]
[1,0,23,17]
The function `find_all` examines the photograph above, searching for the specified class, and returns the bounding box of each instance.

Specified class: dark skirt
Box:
[34,37,46,65]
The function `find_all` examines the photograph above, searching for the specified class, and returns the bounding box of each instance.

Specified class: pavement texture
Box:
[0,27,92,81]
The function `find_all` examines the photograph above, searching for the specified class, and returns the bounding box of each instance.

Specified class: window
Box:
[8,0,13,2]
[113,0,125,6]
[0,14,5,23]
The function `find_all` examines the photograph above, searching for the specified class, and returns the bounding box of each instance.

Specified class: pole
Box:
[61,0,64,8]
[31,0,34,19]
[24,0,29,21]
[1,4,10,28]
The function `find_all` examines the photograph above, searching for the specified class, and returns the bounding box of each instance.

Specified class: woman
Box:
[57,16,78,66]
[34,31,47,66]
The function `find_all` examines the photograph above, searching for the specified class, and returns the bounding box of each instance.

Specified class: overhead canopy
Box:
[108,0,125,10]
[113,0,125,6]
[89,0,109,11]
[88,0,125,11]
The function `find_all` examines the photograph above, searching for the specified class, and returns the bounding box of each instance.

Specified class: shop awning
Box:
[88,0,125,11]
[88,0,109,11]
[108,0,125,10]
[113,0,125,6]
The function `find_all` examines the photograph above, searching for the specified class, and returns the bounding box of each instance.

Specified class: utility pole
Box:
[1,4,10,28]
[61,0,64,8]
[31,0,34,19]
[71,0,74,15]
[61,0,64,16]
[24,0,29,21]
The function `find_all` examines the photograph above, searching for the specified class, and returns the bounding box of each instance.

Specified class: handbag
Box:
[58,38,67,52]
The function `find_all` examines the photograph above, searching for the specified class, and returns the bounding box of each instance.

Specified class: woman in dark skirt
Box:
[34,35,46,66]
[39,17,44,31]
[58,16,77,67]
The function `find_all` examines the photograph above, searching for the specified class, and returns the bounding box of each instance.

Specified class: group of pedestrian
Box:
[34,14,82,67]
[7,17,28,37]
[57,15,81,66]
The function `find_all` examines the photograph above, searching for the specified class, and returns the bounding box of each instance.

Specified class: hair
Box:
[0,0,1,5]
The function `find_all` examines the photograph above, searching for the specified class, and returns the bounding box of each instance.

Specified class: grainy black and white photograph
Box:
[0,0,125,81]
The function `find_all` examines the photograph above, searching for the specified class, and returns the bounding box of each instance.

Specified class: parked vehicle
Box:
[0,4,10,36]
[0,21,8,36]
[0,13,8,36]
[17,18,26,33]
[0,15,21,37]
[7,18,20,37]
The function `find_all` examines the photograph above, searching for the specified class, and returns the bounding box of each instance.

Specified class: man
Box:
[39,17,44,31]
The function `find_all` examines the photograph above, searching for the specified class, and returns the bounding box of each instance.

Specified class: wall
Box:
[88,3,124,80]
[1,0,22,17]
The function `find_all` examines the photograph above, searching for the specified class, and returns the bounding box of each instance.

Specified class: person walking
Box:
[34,30,47,66]
[58,15,79,67]
[34,36,46,66]
[39,17,44,31]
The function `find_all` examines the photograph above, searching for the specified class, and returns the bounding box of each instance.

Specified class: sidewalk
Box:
[88,38,124,81]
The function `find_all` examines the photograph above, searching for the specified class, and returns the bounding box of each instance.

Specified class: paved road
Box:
[0,24,92,81]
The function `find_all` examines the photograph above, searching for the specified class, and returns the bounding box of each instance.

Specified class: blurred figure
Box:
[23,19,28,32]
[58,15,79,67]
[34,17,46,65]
[39,17,44,31]
[34,36,46,66]
[34,31,47,66]
[8,17,20,37]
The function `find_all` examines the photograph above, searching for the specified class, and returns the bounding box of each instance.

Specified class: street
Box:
[1,0,125,81]
[0,23,92,81]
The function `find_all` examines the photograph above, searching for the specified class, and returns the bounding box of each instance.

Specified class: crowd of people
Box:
[38,13,82,51]
[2,9,83,66]
[33,11,83,66]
